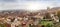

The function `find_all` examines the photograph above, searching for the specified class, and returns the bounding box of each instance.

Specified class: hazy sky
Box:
[0,0,60,11]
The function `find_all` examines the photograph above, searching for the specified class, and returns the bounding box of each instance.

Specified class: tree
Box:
[57,10,60,22]
[44,13,51,19]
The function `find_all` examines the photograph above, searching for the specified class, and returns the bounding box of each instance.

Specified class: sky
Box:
[0,0,60,11]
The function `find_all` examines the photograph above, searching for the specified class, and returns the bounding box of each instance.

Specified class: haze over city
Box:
[0,0,60,11]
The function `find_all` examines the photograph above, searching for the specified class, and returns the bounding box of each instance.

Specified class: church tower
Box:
[47,7,50,10]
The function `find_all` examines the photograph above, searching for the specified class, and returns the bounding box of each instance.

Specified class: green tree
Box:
[0,24,6,27]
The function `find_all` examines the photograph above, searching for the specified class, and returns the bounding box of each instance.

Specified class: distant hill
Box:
[52,7,60,9]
